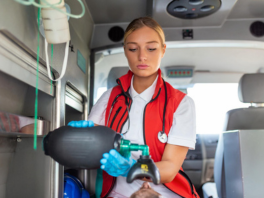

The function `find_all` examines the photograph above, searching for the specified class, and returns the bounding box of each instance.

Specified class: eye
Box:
[148,48,156,51]
[129,48,137,52]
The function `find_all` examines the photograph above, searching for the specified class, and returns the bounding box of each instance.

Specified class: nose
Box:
[142,182,151,189]
[138,48,147,62]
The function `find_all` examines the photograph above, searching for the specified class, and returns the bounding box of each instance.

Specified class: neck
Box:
[133,72,158,94]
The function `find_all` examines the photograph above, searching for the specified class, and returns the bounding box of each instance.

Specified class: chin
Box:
[133,70,154,78]
[131,68,158,78]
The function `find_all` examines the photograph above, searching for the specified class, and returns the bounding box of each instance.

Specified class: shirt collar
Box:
[129,75,159,102]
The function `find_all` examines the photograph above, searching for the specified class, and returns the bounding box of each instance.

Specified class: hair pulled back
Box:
[124,17,165,46]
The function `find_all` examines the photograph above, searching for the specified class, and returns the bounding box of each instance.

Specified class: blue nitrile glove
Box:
[68,120,94,127]
[100,149,136,177]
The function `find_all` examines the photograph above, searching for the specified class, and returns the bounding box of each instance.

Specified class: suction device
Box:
[43,126,160,184]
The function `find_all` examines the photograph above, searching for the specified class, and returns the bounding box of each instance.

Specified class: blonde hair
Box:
[124,17,165,46]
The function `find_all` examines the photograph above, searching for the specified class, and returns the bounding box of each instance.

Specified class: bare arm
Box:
[143,144,189,183]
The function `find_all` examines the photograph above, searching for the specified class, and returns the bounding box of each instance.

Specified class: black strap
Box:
[162,79,167,133]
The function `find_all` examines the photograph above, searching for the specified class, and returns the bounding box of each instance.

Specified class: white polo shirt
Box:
[88,75,196,198]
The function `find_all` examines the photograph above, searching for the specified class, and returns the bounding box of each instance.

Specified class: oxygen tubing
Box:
[33,3,41,150]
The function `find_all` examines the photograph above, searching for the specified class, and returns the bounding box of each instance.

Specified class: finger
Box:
[100,159,112,170]
[109,149,127,165]
[68,121,76,127]
[102,153,119,169]
[101,164,119,177]
[100,158,107,165]
[101,164,113,171]
[76,121,85,127]
[107,153,127,169]
[81,121,89,127]
[101,163,110,171]
[88,120,94,127]
[100,157,115,171]
[102,153,110,159]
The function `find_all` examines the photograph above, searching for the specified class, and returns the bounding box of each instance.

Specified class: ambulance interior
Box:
[1,0,264,198]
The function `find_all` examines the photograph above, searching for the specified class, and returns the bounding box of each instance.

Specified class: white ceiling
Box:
[85,0,147,24]
[228,0,264,19]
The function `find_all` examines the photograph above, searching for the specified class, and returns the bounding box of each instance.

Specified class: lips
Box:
[137,64,149,69]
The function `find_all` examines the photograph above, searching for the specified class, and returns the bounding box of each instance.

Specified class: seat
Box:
[107,67,129,89]
[203,73,264,198]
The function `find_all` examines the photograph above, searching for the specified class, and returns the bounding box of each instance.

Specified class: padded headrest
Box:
[107,67,129,89]
[238,73,264,103]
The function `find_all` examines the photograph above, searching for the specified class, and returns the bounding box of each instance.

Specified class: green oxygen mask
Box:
[119,139,149,157]
[43,125,160,184]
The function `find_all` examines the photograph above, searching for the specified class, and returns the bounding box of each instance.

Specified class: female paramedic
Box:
[69,17,199,198]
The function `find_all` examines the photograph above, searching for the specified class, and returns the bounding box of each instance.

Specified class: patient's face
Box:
[130,182,162,198]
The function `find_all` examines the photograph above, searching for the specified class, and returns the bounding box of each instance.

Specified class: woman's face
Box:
[124,26,166,78]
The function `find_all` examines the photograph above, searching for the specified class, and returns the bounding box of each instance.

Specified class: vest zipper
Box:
[110,107,122,128]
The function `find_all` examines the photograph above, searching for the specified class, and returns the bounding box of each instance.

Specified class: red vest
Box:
[101,69,199,198]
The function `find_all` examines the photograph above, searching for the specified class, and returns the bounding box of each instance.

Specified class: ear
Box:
[161,44,166,58]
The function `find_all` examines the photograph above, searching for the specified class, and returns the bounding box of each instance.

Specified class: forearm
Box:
[142,145,189,184]
[155,160,182,183]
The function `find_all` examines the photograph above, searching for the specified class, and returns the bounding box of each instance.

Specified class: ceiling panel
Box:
[85,0,264,27]
[85,0,147,24]
[227,0,264,19]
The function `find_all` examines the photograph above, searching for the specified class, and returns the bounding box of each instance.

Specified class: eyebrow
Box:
[126,41,159,44]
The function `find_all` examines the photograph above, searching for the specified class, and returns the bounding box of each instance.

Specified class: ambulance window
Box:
[187,83,249,134]
[93,48,126,105]
[96,87,107,102]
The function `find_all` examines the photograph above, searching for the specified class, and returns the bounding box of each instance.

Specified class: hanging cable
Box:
[45,39,69,81]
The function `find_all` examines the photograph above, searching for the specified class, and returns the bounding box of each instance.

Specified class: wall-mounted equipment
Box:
[167,0,221,19]
[182,29,193,39]
[163,66,195,88]
[165,66,194,78]
[14,0,86,81]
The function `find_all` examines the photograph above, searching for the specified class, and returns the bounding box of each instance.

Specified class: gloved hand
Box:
[100,149,136,177]
[68,120,94,127]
